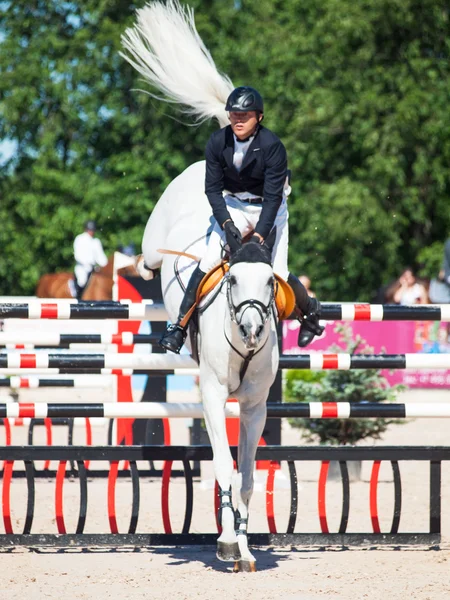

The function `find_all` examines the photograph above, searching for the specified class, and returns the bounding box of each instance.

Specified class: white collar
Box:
[233,133,254,145]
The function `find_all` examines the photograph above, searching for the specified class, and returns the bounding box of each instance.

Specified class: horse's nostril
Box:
[239,325,247,337]
[256,325,263,337]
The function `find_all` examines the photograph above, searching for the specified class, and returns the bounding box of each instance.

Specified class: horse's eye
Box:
[267,277,274,287]
[230,275,237,286]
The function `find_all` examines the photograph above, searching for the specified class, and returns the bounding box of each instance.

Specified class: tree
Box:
[0,0,213,292]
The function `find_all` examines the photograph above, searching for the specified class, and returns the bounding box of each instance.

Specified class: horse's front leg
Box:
[234,395,268,572]
[200,375,240,562]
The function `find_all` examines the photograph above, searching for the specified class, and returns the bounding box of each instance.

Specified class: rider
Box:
[160,86,324,354]
[73,220,108,299]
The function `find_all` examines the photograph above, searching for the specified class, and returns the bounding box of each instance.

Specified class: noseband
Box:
[226,274,275,326]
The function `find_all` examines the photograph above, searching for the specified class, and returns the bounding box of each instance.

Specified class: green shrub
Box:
[284,324,405,445]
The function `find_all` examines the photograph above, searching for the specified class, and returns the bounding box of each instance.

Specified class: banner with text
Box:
[283,319,450,388]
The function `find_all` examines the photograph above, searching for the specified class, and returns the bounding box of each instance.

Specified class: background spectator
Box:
[299,275,316,298]
[441,238,450,287]
[428,238,450,304]
[73,220,108,299]
[391,268,429,305]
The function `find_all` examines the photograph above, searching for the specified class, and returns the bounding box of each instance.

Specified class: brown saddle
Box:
[179,262,296,327]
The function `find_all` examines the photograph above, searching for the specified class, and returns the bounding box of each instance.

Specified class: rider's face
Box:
[229,111,262,140]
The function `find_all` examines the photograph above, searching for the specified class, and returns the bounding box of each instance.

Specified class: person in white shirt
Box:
[73,220,108,299]
[393,267,428,305]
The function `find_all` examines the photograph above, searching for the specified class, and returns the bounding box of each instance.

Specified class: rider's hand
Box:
[223,220,242,253]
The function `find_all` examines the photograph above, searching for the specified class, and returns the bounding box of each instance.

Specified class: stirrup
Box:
[159,324,187,354]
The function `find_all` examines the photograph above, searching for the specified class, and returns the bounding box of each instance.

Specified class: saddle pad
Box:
[196,263,295,320]
[274,274,296,320]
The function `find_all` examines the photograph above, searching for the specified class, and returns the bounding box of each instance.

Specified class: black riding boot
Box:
[159,266,206,354]
[287,273,324,347]
[74,279,84,300]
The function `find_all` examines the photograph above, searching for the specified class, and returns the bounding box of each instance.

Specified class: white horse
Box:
[121,0,285,570]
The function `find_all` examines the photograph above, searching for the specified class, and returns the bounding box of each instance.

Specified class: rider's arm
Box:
[254,140,287,240]
[205,136,231,229]
[94,239,108,268]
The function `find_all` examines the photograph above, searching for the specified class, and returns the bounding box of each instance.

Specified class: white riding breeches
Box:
[199,195,289,281]
[74,265,92,288]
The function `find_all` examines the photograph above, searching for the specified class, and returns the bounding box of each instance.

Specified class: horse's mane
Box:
[229,242,272,267]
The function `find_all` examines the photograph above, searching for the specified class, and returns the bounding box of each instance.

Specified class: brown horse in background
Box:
[35,254,138,300]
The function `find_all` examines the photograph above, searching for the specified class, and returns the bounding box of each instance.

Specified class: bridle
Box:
[226,273,275,327]
[225,271,276,386]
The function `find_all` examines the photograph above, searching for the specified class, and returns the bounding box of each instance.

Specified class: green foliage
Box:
[285,368,325,391]
[284,325,404,445]
[1,0,449,297]
[418,242,445,280]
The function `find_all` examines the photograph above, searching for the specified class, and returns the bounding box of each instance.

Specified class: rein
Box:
[157,248,200,262]
[223,330,270,385]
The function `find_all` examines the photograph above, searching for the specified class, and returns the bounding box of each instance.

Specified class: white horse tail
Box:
[120,0,234,128]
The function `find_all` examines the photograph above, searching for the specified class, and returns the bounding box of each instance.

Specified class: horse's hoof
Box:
[233,560,257,573]
[216,541,241,562]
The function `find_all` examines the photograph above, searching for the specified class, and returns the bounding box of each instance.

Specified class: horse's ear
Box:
[264,227,277,252]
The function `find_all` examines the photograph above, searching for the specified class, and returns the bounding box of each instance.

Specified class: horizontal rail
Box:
[1,302,450,321]
[0,368,199,376]
[0,353,197,370]
[0,533,440,548]
[0,302,167,320]
[0,332,159,348]
[0,376,114,389]
[0,402,447,419]
[1,444,450,461]
[1,353,450,370]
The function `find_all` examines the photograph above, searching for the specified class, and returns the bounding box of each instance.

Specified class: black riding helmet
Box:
[225,86,264,113]
[84,220,97,232]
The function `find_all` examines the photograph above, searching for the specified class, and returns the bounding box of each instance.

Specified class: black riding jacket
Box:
[204,124,288,240]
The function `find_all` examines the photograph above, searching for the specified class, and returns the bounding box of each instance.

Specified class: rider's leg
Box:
[159,224,227,353]
[159,203,253,354]
[272,203,323,347]
[73,278,84,300]
[159,264,206,353]
[287,274,324,346]
[73,266,89,301]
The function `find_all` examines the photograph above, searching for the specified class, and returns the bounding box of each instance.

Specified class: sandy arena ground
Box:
[1,386,450,599]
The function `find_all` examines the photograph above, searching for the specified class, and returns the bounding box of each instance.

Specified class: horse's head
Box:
[227,229,277,349]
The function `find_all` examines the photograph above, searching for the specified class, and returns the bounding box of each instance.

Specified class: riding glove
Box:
[250,234,264,245]
[224,221,242,253]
